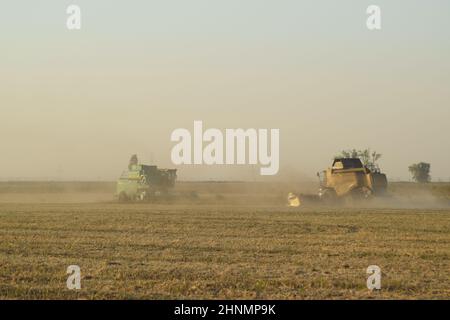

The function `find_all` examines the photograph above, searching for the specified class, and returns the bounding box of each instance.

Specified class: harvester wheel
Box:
[118,191,129,202]
[351,187,373,200]
[318,188,337,204]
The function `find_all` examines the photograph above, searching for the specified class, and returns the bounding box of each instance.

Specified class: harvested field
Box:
[0,182,449,299]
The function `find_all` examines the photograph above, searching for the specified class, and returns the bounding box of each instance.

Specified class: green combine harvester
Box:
[116,155,177,202]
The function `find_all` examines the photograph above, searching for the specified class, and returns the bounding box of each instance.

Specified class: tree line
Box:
[335,149,431,183]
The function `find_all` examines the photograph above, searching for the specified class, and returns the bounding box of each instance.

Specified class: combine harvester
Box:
[317,158,387,201]
[116,155,177,202]
[288,158,388,207]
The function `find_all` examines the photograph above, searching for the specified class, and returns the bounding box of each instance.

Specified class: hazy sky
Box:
[1,0,450,181]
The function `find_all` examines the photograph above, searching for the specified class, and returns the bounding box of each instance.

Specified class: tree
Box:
[408,162,431,183]
[335,148,382,172]
[338,149,359,159]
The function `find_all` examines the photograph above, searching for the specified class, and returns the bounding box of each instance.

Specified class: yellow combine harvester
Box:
[317,158,387,201]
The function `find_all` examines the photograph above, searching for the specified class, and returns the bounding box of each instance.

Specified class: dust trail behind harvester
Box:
[0,180,448,209]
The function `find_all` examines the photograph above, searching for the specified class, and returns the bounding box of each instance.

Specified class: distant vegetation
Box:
[335,148,382,172]
[409,162,431,183]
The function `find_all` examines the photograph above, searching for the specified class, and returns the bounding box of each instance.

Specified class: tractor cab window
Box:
[332,161,344,170]
[342,158,364,169]
[332,158,364,170]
